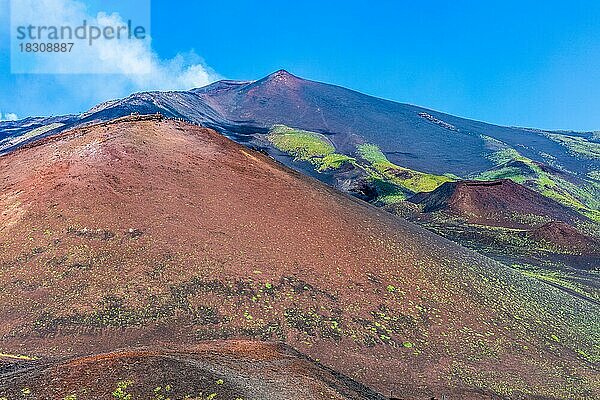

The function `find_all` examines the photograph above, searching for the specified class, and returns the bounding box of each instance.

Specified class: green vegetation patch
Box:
[477,166,527,183]
[546,133,600,160]
[319,153,355,171]
[512,264,600,310]
[268,125,453,204]
[488,147,523,165]
[478,136,600,221]
[112,380,133,400]
[0,122,65,150]
[357,143,453,202]
[268,125,354,171]
[587,170,600,181]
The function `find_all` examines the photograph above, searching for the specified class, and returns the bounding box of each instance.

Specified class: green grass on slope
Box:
[513,264,600,306]
[320,153,355,170]
[268,125,354,171]
[268,125,453,204]
[587,170,600,181]
[478,166,528,184]
[357,143,453,203]
[545,133,600,160]
[0,122,65,151]
[478,135,600,223]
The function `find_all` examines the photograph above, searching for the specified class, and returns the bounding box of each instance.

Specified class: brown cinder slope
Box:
[0,117,598,399]
[530,221,600,255]
[1,341,386,400]
[408,179,585,228]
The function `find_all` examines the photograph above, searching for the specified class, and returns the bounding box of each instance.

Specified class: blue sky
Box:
[1,0,600,130]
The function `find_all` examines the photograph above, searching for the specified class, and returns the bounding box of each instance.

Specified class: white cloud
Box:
[0,112,19,121]
[10,0,220,91]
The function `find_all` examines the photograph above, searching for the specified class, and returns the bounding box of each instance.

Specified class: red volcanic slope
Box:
[409,179,585,228]
[0,116,598,399]
[530,221,600,254]
[1,341,384,400]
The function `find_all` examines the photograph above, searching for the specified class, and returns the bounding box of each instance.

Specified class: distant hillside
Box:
[1,70,598,219]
